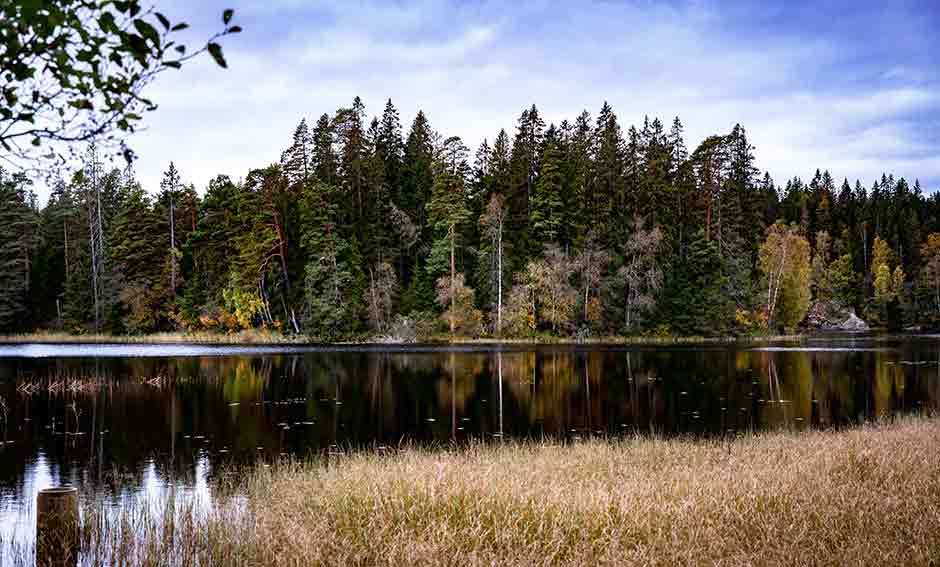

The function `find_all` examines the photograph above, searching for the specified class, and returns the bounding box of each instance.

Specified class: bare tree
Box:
[525,244,577,333]
[84,145,106,332]
[367,261,398,331]
[434,273,481,336]
[574,229,609,326]
[618,217,663,330]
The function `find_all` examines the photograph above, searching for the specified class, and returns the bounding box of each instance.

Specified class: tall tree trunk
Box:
[169,191,176,292]
[449,224,456,336]
[496,221,502,336]
[584,277,589,322]
[768,240,789,327]
[273,211,290,290]
[63,220,69,276]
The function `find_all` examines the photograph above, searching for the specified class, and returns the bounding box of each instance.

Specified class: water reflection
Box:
[1,340,939,550]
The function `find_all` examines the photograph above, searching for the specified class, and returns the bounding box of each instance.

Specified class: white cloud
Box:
[66,0,939,203]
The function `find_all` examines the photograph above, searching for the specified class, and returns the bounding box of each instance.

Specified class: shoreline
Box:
[0,331,817,347]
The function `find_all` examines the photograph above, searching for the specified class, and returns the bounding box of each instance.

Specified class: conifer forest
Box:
[1,98,938,339]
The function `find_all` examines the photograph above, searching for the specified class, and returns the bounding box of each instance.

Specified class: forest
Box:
[1,98,938,339]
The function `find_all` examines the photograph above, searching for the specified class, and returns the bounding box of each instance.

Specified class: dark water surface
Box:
[2,336,939,547]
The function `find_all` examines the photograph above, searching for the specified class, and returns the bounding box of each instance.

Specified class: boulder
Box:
[804,301,870,331]
[840,312,869,331]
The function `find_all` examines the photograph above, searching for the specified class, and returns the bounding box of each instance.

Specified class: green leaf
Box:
[99,11,117,33]
[175,45,186,54]
[208,42,227,68]
[163,60,181,69]
[155,12,170,30]
[171,22,189,32]
[68,99,94,110]
[133,20,159,45]
[223,9,234,24]
[228,25,242,34]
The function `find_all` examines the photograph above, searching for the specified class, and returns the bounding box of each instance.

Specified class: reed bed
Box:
[0,330,306,345]
[1,330,806,346]
[5,417,940,566]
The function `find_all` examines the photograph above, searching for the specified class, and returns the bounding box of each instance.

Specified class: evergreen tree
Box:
[0,169,38,331]
[530,139,564,246]
[591,102,624,244]
[427,136,472,335]
[299,180,363,339]
[282,119,312,188]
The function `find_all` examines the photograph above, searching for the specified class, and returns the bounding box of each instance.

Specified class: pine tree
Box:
[335,96,368,231]
[591,102,624,244]
[30,179,78,327]
[564,112,592,247]
[507,105,544,257]
[377,99,404,194]
[0,169,38,331]
[282,118,312,188]
[159,162,182,298]
[300,180,363,339]
[427,137,472,335]
[312,113,339,185]
[110,183,166,332]
[530,139,564,246]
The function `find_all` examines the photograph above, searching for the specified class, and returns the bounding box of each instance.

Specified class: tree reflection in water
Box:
[1,340,938,533]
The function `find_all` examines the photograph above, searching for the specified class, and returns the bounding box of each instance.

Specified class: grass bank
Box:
[5,417,940,566]
[0,330,807,346]
[0,330,307,345]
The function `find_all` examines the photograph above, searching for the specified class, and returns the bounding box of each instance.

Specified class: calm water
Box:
[1,337,939,549]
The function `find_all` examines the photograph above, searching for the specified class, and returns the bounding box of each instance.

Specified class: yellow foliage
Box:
[222,288,264,330]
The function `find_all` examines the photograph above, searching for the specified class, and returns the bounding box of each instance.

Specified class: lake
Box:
[1,336,939,552]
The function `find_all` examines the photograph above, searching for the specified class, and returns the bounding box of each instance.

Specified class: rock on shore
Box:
[804,301,870,331]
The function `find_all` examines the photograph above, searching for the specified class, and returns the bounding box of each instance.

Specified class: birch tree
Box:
[480,192,507,334]
[759,222,811,330]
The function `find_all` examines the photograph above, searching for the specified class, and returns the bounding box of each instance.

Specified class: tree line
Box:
[2,98,939,338]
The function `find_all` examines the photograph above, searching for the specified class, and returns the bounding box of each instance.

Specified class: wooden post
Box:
[36,486,79,567]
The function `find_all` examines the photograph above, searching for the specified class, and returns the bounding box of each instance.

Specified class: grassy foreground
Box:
[6,417,940,566]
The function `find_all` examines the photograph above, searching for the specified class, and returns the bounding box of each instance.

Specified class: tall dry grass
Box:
[0,330,305,345]
[1,330,806,346]
[6,417,940,566]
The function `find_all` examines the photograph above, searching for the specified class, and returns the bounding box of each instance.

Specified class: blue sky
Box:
[126,0,940,196]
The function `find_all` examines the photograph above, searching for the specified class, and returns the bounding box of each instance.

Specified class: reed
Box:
[1,330,807,346]
[0,330,307,345]
[4,416,940,566]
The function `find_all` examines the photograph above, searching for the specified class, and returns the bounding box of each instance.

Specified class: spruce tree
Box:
[530,139,564,246]
[0,169,38,331]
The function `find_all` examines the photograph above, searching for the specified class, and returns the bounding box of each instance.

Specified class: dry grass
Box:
[1,330,806,346]
[6,417,940,566]
[0,330,306,345]
[439,334,806,345]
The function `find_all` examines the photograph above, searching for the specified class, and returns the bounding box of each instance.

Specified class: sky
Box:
[118,0,940,199]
